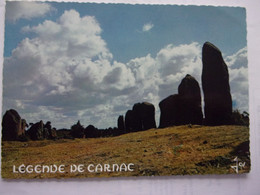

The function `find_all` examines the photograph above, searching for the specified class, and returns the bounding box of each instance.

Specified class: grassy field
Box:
[1,125,250,179]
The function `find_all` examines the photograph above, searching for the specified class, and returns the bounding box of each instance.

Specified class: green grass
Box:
[1,125,250,179]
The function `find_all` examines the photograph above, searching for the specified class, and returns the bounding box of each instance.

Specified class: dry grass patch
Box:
[2,125,250,178]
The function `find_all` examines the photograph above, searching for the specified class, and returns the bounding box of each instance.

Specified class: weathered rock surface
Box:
[202,42,232,125]
[2,109,26,141]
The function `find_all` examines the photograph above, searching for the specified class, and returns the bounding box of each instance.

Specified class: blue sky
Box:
[5,3,246,60]
[3,2,248,129]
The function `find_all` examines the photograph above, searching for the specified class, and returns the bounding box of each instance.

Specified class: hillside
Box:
[1,125,250,179]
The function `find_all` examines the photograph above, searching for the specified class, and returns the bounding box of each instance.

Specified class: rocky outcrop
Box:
[2,109,27,141]
[202,42,232,125]
[159,75,203,128]
[125,102,156,132]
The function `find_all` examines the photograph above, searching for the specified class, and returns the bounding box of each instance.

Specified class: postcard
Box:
[1,1,250,179]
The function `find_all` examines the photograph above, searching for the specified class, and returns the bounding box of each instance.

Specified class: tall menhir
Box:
[202,42,232,125]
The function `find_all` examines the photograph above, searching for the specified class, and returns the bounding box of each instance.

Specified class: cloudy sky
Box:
[3,2,248,129]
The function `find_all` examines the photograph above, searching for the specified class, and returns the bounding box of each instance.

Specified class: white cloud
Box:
[225,47,247,69]
[156,42,202,99]
[3,9,249,129]
[6,2,54,22]
[3,10,136,128]
[122,43,203,125]
[225,47,248,112]
[142,22,154,32]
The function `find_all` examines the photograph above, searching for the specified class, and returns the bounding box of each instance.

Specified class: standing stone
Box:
[71,120,85,138]
[21,119,28,134]
[202,42,232,125]
[49,128,57,139]
[125,102,157,132]
[132,103,144,130]
[43,127,50,139]
[85,125,98,138]
[133,102,156,130]
[117,115,125,131]
[2,109,26,141]
[159,75,203,128]
[159,94,181,128]
[27,120,45,140]
[125,110,135,132]
[44,121,52,131]
[43,121,57,139]
[178,74,203,125]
